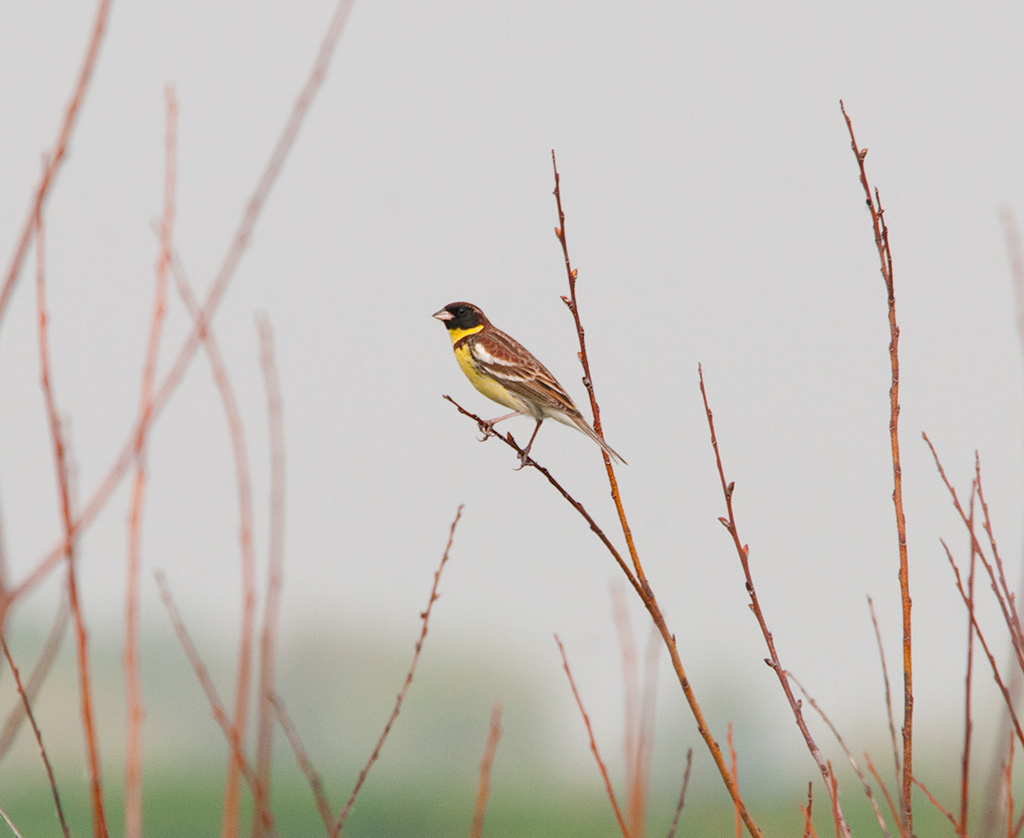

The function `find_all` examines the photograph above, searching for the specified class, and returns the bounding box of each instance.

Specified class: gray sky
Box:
[2,0,1024,793]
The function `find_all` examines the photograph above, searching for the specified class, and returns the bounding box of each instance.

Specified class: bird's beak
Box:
[432,308,453,321]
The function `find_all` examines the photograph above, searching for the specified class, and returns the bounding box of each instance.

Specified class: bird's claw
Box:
[476,420,494,441]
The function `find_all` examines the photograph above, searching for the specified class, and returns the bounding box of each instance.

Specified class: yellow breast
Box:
[450,332,526,413]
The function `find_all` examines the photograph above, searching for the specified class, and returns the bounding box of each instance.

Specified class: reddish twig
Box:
[253,317,287,837]
[555,635,631,838]
[960,485,979,835]
[0,0,111,328]
[0,635,70,838]
[0,593,69,759]
[728,723,741,838]
[612,589,658,838]
[470,703,503,838]
[865,752,906,838]
[840,100,913,834]
[330,505,463,837]
[911,776,961,835]
[801,783,814,838]
[154,571,275,835]
[700,366,850,836]
[867,596,901,793]
[924,438,1024,678]
[1008,736,1016,838]
[272,693,333,832]
[665,749,693,838]
[123,85,178,838]
[7,0,356,619]
[35,198,108,838]
[940,540,1024,749]
[787,670,891,838]
[166,244,257,838]
[443,396,642,597]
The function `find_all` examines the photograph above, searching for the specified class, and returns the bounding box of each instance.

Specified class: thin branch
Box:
[0,635,70,838]
[840,99,913,834]
[253,316,287,837]
[0,806,25,838]
[787,670,891,838]
[166,241,257,838]
[123,84,178,838]
[330,505,463,838]
[664,749,693,838]
[1007,735,1015,838]
[940,540,1024,749]
[960,484,979,835]
[911,776,962,836]
[555,635,631,838]
[801,783,814,838]
[728,723,741,838]
[924,437,1024,676]
[35,194,108,838]
[0,0,111,328]
[700,366,850,836]
[470,703,503,838]
[272,694,333,832]
[0,593,69,759]
[444,396,641,597]
[865,752,905,838]
[154,571,275,836]
[867,596,901,792]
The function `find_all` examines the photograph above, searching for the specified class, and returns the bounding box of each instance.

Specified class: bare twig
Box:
[166,240,257,838]
[0,593,69,758]
[155,571,275,835]
[0,635,70,838]
[961,485,979,835]
[555,635,631,838]
[272,694,333,832]
[700,367,850,836]
[865,752,906,838]
[911,776,962,835]
[940,540,1024,748]
[665,749,693,838]
[800,782,815,838]
[840,100,913,834]
[35,197,108,838]
[0,0,111,328]
[470,703,503,838]
[330,505,463,837]
[123,84,178,838]
[0,805,25,838]
[867,596,901,792]
[444,396,642,598]
[728,723,741,838]
[787,670,891,838]
[1007,736,1016,838]
[253,317,287,837]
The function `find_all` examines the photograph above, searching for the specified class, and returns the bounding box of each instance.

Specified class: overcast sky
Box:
[3,0,1024,798]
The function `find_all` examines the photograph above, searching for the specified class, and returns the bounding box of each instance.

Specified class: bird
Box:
[433,301,626,465]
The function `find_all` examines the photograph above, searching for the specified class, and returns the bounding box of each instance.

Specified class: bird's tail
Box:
[571,414,628,465]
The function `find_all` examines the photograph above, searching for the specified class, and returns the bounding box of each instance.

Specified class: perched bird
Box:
[433,301,626,465]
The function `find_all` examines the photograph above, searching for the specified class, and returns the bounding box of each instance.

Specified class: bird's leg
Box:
[477,411,520,441]
[516,420,543,467]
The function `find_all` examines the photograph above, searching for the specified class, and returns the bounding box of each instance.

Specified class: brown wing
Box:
[464,328,583,419]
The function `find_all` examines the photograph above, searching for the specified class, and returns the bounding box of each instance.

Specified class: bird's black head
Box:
[432,302,487,332]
